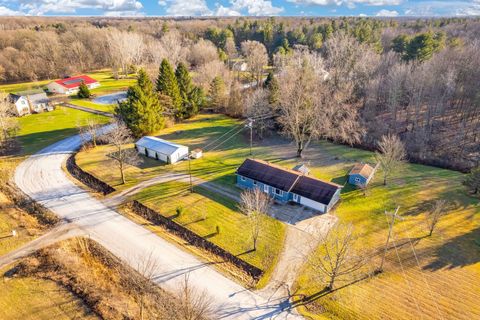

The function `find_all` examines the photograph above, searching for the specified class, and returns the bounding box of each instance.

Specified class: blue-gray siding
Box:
[348,174,368,186]
[237,175,290,202]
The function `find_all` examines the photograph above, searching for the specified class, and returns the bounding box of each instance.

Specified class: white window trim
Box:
[240,176,246,182]
[355,177,360,182]
[253,180,257,186]
[264,184,269,193]
[275,188,283,196]
[293,194,299,202]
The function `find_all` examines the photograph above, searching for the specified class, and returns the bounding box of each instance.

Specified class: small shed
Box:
[190,148,203,159]
[348,163,376,187]
[292,164,310,175]
[135,136,188,164]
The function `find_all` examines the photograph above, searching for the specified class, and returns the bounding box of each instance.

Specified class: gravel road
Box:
[14,131,302,319]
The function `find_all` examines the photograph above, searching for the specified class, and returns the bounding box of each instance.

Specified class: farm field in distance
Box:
[76,113,480,320]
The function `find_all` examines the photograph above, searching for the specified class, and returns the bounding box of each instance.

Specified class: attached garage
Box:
[135,136,189,164]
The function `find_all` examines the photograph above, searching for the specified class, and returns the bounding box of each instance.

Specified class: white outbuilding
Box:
[135,136,189,164]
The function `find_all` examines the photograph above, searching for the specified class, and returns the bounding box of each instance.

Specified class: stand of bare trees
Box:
[425,200,448,237]
[176,274,214,320]
[375,134,406,185]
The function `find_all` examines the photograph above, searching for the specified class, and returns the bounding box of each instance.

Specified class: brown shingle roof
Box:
[350,163,375,179]
[236,159,342,205]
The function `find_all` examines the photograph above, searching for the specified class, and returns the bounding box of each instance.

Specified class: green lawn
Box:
[69,98,115,113]
[17,106,110,155]
[0,273,96,320]
[76,113,480,319]
[133,181,285,273]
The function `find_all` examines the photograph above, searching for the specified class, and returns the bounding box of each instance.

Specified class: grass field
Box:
[16,106,110,155]
[0,272,96,320]
[133,181,285,273]
[76,113,480,319]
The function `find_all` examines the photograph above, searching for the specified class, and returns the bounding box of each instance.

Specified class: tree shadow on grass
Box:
[423,226,480,271]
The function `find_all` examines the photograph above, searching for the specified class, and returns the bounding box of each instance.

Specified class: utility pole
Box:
[378,206,401,273]
[246,118,253,156]
[188,156,193,193]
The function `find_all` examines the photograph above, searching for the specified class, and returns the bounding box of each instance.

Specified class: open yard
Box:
[76,113,480,320]
[132,181,286,274]
[0,274,96,320]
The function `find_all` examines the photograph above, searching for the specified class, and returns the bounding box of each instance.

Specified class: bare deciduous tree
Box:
[426,200,447,236]
[241,40,268,85]
[177,274,214,320]
[104,120,141,184]
[306,223,366,290]
[107,30,144,77]
[134,250,160,320]
[239,188,271,251]
[244,88,274,139]
[0,91,19,152]
[375,134,406,185]
[77,117,101,148]
[188,39,218,67]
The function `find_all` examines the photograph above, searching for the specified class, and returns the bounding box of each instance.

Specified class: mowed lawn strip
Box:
[132,181,286,273]
[0,272,97,320]
[68,98,115,113]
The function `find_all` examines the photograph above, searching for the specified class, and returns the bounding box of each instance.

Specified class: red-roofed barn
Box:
[47,75,100,94]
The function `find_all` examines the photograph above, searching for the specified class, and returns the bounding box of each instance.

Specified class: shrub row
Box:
[130,200,264,281]
[66,154,115,195]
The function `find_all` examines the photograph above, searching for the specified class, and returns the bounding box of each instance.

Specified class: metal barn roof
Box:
[135,136,187,156]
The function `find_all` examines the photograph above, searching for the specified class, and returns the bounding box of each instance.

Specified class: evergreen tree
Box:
[208,76,226,110]
[175,62,204,119]
[156,59,182,119]
[77,81,91,98]
[116,69,164,137]
[265,71,279,105]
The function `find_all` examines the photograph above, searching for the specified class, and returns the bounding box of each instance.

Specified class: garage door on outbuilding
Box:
[135,136,189,164]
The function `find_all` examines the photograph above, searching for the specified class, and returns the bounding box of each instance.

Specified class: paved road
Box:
[14,132,302,319]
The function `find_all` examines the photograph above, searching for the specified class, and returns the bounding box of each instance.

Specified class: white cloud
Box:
[286,0,401,6]
[230,0,284,15]
[158,0,167,6]
[0,5,24,15]
[358,13,367,16]
[17,0,143,16]
[376,9,398,16]
[214,5,241,16]
[404,1,480,17]
[165,0,211,16]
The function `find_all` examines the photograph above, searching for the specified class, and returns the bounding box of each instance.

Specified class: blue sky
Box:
[0,0,479,17]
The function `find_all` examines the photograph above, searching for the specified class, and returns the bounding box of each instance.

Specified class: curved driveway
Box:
[14,132,302,319]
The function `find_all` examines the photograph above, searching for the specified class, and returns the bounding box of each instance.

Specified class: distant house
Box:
[236,159,342,213]
[47,75,100,95]
[348,163,377,187]
[135,136,189,164]
[190,148,203,159]
[9,91,51,116]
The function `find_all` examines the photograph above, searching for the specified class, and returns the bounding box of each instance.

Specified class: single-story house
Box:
[348,163,377,187]
[47,75,100,95]
[135,136,189,164]
[236,158,342,213]
[9,91,51,116]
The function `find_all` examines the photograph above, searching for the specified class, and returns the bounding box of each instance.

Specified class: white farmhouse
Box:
[9,91,51,116]
[135,136,189,164]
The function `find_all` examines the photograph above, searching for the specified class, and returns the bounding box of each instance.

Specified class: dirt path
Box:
[0,223,84,269]
[63,103,114,117]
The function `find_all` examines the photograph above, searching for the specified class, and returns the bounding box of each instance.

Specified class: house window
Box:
[253,180,257,186]
[264,184,269,193]
[293,194,299,202]
[355,177,360,183]
[240,176,246,182]
[275,188,283,196]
